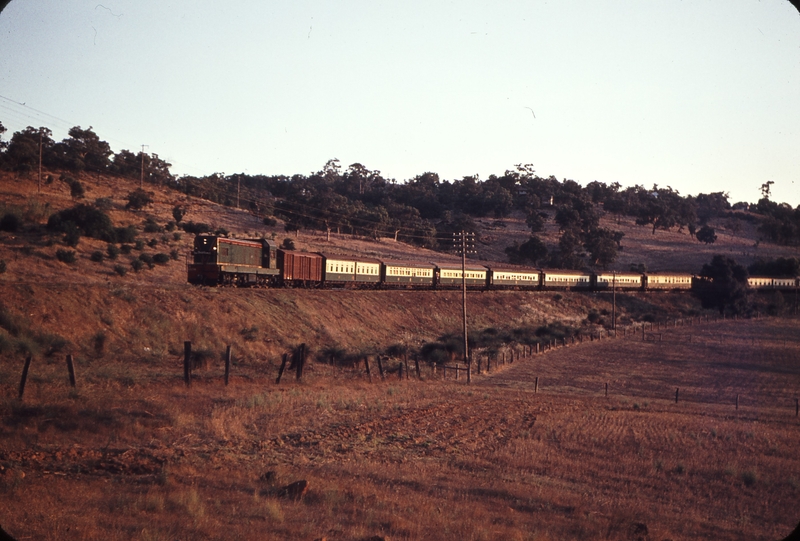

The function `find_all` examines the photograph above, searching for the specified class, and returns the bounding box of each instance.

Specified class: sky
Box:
[1,1,799,207]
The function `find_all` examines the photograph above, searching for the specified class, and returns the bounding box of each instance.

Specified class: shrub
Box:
[125,189,153,210]
[130,259,144,272]
[172,205,186,223]
[69,179,85,199]
[113,264,128,276]
[56,249,76,264]
[170,249,180,261]
[165,221,176,232]
[143,217,164,233]
[281,238,295,250]
[0,213,20,232]
[63,224,81,247]
[147,238,158,248]
[114,225,138,244]
[90,251,105,262]
[172,232,182,241]
[0,260,6,274]
[134,240,145,251]
[47,204,115,241]
[120,244,133,254]
[153,253,170,265]
[107,244,120,260]
[263,216,277,227]
[93,197,113,211]
[138,253,154,269]
[181,221,210,234]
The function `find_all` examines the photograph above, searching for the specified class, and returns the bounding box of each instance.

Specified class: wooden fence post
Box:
[364,356,372,382]
[675,388,679,404]
[376,355,385,380]
[486,354,491,372]
[467,359,472,384]
[276,353,288,384]
[605,382,608,397]
[224,345,231,386]
[534,376,539,393]
[414,354,421,380]
[296,343,306,380]
[66,354,77,388]
[736,394,739,410]
[184,341,192,386]
[18,356,32,400]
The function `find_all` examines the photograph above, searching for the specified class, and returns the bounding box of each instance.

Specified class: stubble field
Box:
[1,317,799,541]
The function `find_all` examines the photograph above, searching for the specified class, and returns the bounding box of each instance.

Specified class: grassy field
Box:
[1,317,798,540]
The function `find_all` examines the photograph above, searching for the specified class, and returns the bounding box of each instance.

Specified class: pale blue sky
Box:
[1,1,798,206]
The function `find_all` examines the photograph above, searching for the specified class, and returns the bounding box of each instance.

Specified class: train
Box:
[187,235,800,293]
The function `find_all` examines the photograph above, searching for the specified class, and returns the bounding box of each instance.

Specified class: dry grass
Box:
[1,318,798,540]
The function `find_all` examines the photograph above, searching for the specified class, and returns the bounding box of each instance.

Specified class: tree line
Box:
[2,121,798,271]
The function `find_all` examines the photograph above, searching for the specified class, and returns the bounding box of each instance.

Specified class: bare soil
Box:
[1,318,798,540]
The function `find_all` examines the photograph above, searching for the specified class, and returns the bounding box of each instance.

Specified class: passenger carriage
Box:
[643,272,694,290]
[593,272,643,291]
[319,253,382,287]
[433,262,489,289]
[382,261,436,288]
[487,267,542,289]
[540,269,592,290]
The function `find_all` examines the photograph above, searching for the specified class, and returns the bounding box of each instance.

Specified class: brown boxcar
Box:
[278,250,323,286]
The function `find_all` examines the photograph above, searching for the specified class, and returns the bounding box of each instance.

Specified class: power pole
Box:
[237,177,241,209]
[140,144,148,189]
[38,128,43,193]
[453,231,476,381]
[612,271,617,331]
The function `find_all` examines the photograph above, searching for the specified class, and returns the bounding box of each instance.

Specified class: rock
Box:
[279,480,308,500]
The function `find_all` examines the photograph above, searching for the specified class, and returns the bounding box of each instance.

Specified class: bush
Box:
[56,249,76,264]
[125,189,153,210]
[181,221,210,234]
[170,249,180,261]
[107,244,120,260]
[93,197,113,211]
[165,221,176,232]
[143,217,164,233]
[90,251,104,262]
[114,225,138,244]
[134,240,145,251]
[69,179,85,199]
[153,253,170,265]
[147,238,158,248]
[63,224,81,247]
[172,232,182,241]
[0,213,20,232]
[130,259,144,272]
[47,204,115,241]
[113,264,128,276]
[0,260,6,274]
[172,205,186,223]
[263,216,277,227]
[120,244,133,254]
[138,253,154,269]
[281,238,295,250]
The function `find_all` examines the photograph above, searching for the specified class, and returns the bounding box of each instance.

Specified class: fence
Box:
[14,312,798,417]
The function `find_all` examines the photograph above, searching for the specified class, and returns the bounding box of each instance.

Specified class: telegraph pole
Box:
[612,271,617,331]
[140,144,148,189]
[38,128,43,193]
[453,231,476,381]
